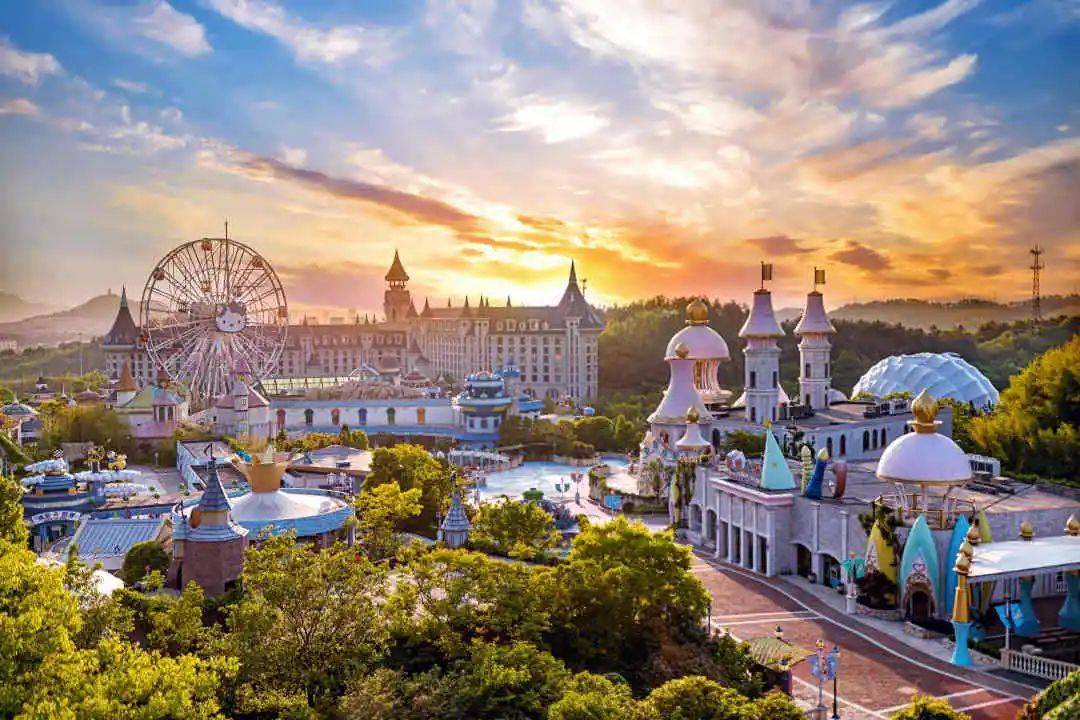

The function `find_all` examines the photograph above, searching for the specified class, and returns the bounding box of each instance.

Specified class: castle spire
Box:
[385,250,409,283]
[568,260,578,286]
[120,285,128,308]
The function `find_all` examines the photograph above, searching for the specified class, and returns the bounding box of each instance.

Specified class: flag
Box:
[815,268,826,286]
[761,262,773,283]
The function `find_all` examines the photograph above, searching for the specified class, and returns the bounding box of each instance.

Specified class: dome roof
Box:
[852,352,998,408]
[665,324,730,360]
[1,402,35,416]
[876,391,971,485]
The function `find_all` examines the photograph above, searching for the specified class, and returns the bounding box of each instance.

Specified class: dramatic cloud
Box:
[0,38,61,85]
[498,96,610,143]
[830,240,892,271]
[745,235,812,255]
[205,0,394,64]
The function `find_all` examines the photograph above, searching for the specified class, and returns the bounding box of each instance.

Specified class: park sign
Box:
[28,510,83,526]
[603,493,623,511]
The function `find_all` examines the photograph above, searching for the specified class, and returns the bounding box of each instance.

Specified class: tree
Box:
[968,336,1079,482]
[19,637,236,720]
[40,404,132,453]
[120,540,169,585]
[62,550,133,649]
[225,534,390,711]
[470,498,561,560]
[0,539,81,715]
[541,518,710,684]
[547,672,636,720]
[353,481,422,561]
[338,424,370,450]
[436,641,570,720]
[638,675,748,720]
[365,444,456,534]
[573,416,615,452]
[145,582,218,657]
[0,475,28,545]
[889,693,970,719]
[390,548,551,659]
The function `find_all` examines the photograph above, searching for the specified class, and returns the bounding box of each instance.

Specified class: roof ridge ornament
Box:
[686,297,709,326]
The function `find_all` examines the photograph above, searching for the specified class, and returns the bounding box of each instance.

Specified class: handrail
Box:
[1000,648,1079,682]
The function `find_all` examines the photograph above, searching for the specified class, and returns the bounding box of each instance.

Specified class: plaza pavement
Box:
[691,553,1034,719]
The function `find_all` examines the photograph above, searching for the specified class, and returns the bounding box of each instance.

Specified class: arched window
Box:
[826,437,833,457]
[331,408,340,426]
[417,407,426,425]
[304,409,314,426]
[862,430,869,451]
[386,407,396,425]
[880,428,887,446]
[750,406,757,423]
[357,408,367,426]
[276,408,285,429]
[839,435,847,456]
[712,428,721,450]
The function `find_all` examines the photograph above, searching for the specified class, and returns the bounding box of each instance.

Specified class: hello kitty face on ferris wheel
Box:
[215,301,247,333]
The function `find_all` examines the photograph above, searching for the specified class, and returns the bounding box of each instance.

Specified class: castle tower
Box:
[103,286,142,386]
[738,286,785,425]
[383,250,413,323]
[115,360,138,406]
[794,275,835,410]
[168,455,248,595]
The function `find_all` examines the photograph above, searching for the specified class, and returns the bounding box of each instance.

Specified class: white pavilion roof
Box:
[967,535,1080,582]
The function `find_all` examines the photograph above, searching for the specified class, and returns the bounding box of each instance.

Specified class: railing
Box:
[1000,649,1079,682]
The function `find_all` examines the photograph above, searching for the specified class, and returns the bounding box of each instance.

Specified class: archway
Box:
[276,408,285,430]
[386,407,396,425]
[826,437,833,458]
[304,408,314,426]
[712,428,722,450]
[862,430,870,451]
[839,435,846,456]
[357,408,367,426]
[906,588,934,622]
[690,504,703,533]
[331,408,340,426]
[795,544,813,578]
[705,509,717,543]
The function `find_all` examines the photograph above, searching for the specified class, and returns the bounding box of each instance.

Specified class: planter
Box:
[942,638,999,666]
[855,604,903,622]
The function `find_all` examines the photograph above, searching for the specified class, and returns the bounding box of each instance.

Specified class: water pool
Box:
[478,457,629,501]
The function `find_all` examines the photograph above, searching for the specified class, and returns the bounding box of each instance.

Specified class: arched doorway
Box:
[331,408,340,426]
[839,435,846,456]
[357,408,367,426]
[712,428,722,450]
[826,437,833,457]
[907,588,934,621]
[862,430,870,451]
[795,544,813,578]
[304,408,314,426]
[386,407,396,425]
[705,509,717,543]
[417,407,426,424]
[276,408,285,430]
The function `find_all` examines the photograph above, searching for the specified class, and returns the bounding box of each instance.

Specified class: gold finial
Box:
[686,407,700,424]
[817,447,829,462]
[954,551,971,575]
[687,297,709,326]
[1066,514,1079,536]
[674,342,690,359]
[966,524,981,545]
[910,389,940,433]
[959,538,974,558]
[1020,520,1034,540]
[952,552,972,624]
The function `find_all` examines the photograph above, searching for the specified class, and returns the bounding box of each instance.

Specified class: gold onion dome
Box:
[954,551,971,574]
[1066,514,1080,536]
[911,389,940,433]
[687,298,710,326]
[686,407,700,424]
[1020,520,1034,540]
[966,524,982,544]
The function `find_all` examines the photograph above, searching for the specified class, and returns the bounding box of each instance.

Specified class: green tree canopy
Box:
[470,498,561,560]
[120,540,169,585]
[889,693,970,719]
[353,481,422,561]
[365,444,456,534]
[547,672,636,720]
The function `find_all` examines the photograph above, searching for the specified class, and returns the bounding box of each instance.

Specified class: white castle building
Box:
[643,276,950,465]
[103,252,602,403]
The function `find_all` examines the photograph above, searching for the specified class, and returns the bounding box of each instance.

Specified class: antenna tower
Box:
[1029,245,1044,323]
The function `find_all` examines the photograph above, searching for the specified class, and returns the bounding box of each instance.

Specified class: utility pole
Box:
[1029,245,1044,324]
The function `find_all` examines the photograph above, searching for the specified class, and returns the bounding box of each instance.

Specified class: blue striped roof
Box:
[441,491,471,532]
[197,459,233,513]
[71,517,164,558]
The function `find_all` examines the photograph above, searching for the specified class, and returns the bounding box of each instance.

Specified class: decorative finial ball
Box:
[686,407,700,424]
[1019,520,1034,540]
[959,538,974,558]
[1066,514,1080,537]
[687,297,710,325]
[674,342,690,359]
[911,389,939,428]
[817,447,829,462]
[954,551,971,574]
[966,524,981,545]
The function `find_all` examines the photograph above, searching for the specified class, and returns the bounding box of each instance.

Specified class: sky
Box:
[0,0,1077,318]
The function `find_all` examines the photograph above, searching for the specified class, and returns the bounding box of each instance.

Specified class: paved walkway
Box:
[692,553,1034,719]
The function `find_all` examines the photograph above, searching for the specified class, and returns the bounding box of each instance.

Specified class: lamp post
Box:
[831,643,841,719]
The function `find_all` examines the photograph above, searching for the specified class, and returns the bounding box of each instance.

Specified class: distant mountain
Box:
[0,292,58,323]
[776,295,1080,330]
[0,291,142,347]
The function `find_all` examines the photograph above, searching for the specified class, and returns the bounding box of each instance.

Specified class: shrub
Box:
[889,693,970,719]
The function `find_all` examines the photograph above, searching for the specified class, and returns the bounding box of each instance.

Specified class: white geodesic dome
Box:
[852,352,999,409]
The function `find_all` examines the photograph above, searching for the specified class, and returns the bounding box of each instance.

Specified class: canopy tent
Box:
[967,535,1080,582]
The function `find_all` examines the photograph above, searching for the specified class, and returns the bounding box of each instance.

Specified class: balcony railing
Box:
[1000,649,1079,682]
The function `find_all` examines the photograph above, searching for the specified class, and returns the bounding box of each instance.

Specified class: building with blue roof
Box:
[66,517,166,572]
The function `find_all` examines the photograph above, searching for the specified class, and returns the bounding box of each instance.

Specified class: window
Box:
[862,430,869,451]
[872,429,878,449]
[417,407,426,424]
[750,407,757,423]
[749,371,756,388]
[805,363,811,378]
[880,428,887,446]
[331,408,340,426]
[480,417,488,429]
[772,371,778,388]
[276,409,286,429]
[386,407,396,425]
[839,435,846,456]
[304,409,314,426]
[826,437,833,457]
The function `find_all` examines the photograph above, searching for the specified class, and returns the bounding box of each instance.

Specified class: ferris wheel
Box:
[139,236,288,404]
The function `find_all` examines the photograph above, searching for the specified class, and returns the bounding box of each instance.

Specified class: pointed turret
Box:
[759,429,796,490]
[440,490,471,548]
[385,250,409,283]
[739,286,784,425]
[739,289,784,339]
[115,361,138,405]
[506,295,512,308]
[188,456,247,542]
[795,283,835,410]
[104,285,139,347]
[421,297,432,318]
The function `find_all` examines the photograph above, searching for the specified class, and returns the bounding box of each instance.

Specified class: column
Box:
[1016,577,1041,637]
[766,511,775,577]
[713,494,722,559]
[747,502,756,572]
[726,506,735,564]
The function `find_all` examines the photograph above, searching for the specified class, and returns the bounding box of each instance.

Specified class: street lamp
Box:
[831,642,841,720]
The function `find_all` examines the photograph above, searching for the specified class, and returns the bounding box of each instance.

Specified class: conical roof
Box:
[104,286,139,346]
[739,289,784,338]
[385,250,409,282]
[117,361,137,392]
[421,298,432,317]
[759,430,796,490]
[556,261,602,327]
[794,291,835,335]
[441,490,471,532]
[196,458,233,513]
